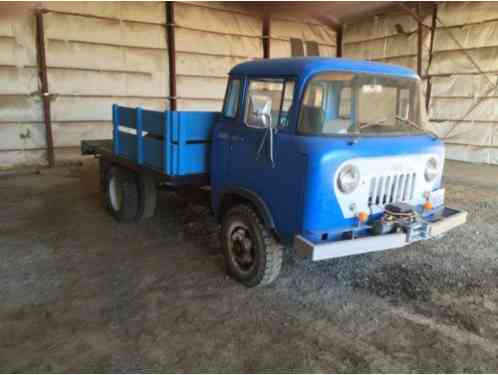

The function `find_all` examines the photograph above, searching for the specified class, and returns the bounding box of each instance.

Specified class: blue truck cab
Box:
[82,57,467,287]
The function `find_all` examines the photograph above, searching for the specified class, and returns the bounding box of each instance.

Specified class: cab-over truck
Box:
[82,57,467,287]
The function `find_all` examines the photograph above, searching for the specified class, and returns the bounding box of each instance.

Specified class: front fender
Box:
[217,186,276,230]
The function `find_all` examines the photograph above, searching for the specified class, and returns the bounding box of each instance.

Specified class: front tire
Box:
[221,204,283,287]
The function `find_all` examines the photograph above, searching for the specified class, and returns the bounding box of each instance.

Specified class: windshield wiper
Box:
[394,115,439,139]
[358,119,387,130]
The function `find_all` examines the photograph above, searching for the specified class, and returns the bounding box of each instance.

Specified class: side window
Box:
[244,80,284,129]
[303,83,324,108]
[339,87,352,119]
[223,78,241,119]
[280,81,295,127]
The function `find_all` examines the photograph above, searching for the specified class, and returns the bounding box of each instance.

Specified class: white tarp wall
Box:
[0,11,45,167]
[0,2,169,169]
[428,2,498,164]
[0,2,338,168]
[269,16,336,58]
[343,10,428,72]
[41,2,169,162]
[174,2,262,111]
[343,2,498,165]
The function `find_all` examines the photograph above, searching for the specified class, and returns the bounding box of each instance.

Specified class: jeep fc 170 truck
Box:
[82,57,467,287]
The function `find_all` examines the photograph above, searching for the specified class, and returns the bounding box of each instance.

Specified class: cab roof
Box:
[229,57,419,80]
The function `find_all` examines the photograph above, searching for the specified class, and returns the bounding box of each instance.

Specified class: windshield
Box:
[298,72,428,136]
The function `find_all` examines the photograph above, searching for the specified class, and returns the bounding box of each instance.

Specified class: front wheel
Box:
[221,204,283,287]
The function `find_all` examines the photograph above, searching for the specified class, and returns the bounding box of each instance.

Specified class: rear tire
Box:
[136,173,157,220]
[105,166,139,222]
[221,204,283,287]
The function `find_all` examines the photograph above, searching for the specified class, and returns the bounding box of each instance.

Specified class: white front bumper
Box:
[294,208,467,261]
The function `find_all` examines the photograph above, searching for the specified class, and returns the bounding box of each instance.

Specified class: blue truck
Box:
[82,57,467,287]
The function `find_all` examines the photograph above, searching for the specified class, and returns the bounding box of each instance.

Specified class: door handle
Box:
[231,135,245,142]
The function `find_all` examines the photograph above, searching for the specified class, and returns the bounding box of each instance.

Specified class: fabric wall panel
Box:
[343,13,418,44]
[177,99,223,112]
[1,123,47,150]
[437,2,498,27]
[177,76,227,100]
[175,2,260,36]
[430,98,498,122]
[271,18,336,46]
[43,13,166,49]
[43,2,165,24]
[175,28,261,58]
[50,96,168,122]
[176,53,245,78]
[52,122,113,147]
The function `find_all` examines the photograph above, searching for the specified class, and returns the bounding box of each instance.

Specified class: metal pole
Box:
[35,10,55,167]
[336,26,343,57]
[165,2,177,111]
[425,4,438,112]
[262,15,270,59]
[416,2,423,77]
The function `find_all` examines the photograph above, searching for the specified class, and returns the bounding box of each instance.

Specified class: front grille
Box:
[368,173,417,207]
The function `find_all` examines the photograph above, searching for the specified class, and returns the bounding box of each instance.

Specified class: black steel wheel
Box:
[221,204,283,287]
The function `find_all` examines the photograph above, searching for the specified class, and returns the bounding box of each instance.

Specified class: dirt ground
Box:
[1,159,497,373]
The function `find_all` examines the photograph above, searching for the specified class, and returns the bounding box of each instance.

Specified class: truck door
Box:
[226,78,304,243]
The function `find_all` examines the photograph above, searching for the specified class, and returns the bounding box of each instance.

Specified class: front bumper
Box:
[294,207,467,261]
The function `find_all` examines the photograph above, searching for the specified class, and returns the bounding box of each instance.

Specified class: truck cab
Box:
[210,58,466,286]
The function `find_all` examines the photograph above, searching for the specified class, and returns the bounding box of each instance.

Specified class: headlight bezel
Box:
[424,157,439,182]
[337,164,360,194]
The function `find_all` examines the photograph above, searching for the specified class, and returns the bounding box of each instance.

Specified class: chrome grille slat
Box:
[368,172,417,208]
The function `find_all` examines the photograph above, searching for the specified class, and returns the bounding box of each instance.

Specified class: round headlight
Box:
[425,157,439,182]
[337,164,360,194]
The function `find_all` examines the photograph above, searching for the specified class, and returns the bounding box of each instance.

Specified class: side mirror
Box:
[250,94,272,128]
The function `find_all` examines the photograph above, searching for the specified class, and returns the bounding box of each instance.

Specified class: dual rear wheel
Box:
[104,166,157,222]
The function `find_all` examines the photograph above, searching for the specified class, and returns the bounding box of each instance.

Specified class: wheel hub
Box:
[229,225,255,272]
